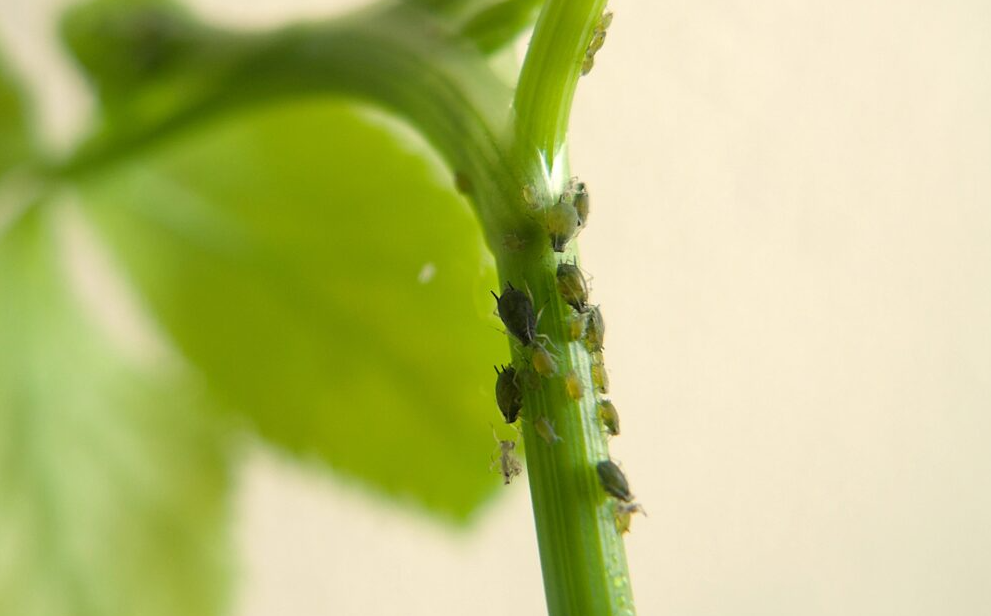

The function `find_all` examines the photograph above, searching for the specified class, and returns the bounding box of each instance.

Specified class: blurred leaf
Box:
[61,0,245,140]
[0,55,30,176]
[0,207,231,616]
[79,99,508,520]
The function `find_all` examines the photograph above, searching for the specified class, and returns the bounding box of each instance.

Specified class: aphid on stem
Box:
[492,282,538,346]
[568,313,587,341]
[531,343,558,378]
[584,305,605,352]
[573,182,590,226]
[535,416,563,445]
[494,364,523,424]
[545,199,579,252]
[556,262,589,313]
[615,501,646,535]
[564,370,584,400]
[598,399,619,436]
[596,460,633,502]
[591,358,609,394]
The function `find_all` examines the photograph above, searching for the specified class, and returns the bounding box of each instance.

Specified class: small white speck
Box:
[417,262,436,284]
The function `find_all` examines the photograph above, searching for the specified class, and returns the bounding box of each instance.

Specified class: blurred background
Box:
[1,0,989,615]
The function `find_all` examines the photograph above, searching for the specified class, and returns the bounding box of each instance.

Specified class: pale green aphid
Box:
[581,11,613,76]
[598,399,619,436]
[545,199,580,252]
[591,359,609,394]
[584,305,605,352]
[573,182,590,226]
[522,184,539,209]
[532,344,558,377]
[565,370,584,400]
[556,262,589,313]
[568,313,587,341]
[535,416,563,445]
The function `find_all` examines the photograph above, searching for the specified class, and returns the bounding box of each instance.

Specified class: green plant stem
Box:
[513,0,608,170]
[498,1,636,614]
[48,1,636,614]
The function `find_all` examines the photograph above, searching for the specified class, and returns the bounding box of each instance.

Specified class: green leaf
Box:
[0,207,231,616]
[79,98,509,520]
[0,55,30,177]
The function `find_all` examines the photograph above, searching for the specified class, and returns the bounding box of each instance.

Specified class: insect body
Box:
[564,370,584,400]
[492,432,523,485]
[531,344,558,378]
[573,182,590,226]
[494,365,523,423]
[492,283,537,346]
[556,262,589,313]
[615,501,646,534]
[568,313,587,341]
[535,416,563,445]
[598,399,620,436]
[545,199,580,252]
[596,460,633,502]
[591,358,609,394]
[584,306,605,352]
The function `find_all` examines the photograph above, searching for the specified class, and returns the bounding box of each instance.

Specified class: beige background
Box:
[3,0,990,614]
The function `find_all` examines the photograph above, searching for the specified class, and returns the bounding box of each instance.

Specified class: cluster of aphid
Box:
[581,10,613,76]
[490,177,645,534]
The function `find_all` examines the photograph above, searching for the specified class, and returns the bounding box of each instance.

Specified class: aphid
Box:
[588,30,607,56]
[598,399,620,436]
[568,313,587,341]
[545,199,580,252]
[556,262,589,313]
[494,365,523,423]
[584,305,605,352]
[599,10,614,30]
[531,344,558,378]
[582,11,613,77]
[565,370,584,400]
[591,360,609,394]
[535,416,563,445]
[615,501,646,535]
[491,431,523,485]
[503,233,527,252]
[597,460,633,501]
[492,282,537,346]
[522,184,539,209]
[581,54,595,76]
[573,182,590,226]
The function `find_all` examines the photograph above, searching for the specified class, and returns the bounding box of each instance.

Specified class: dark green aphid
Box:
[492,283,537,346]
[573,182,590,226]
[598,399,619,436]
[556,262,589,313]
[494,365,523,423]
[597,460,633,502]
[531,344,558,378]
[545,199,580,252]
[584,305,605,352]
